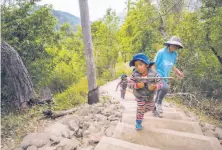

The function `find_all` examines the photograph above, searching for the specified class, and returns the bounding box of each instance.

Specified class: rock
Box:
[101,108,113,117]
[38,147,56,150]
[110,121,119,126]
[49,135,62,145]
[89,106,102,114]
[94,103,103,108]
[45,123,74,139]
[108,115,120,121]
[114,111,122,118]
[81,138,89,148]
[202,127,209,132]
[110,100,119,104]
[56,138,79,150]
[105,126,115,137]
[204,130,216,137]
[215,127,222,139]
[27,146,38,150]
[77,146,94,150]
[68,120,79,132]
[83,130,90,137]
[14,148,23,150]
[99,126,106,135]
[83,116,94,122]
[83,122,90,131]
[205,123,216,131]
[63,115,81,126]
[98,120,110,127]
[79,121,84,129]
[87,125,99,134]
[76,129,83,138]
[109,104,117,110]
[95,114,107,121]
[199,122,205,127]
[21,133,50,149]
[88,133,103,144]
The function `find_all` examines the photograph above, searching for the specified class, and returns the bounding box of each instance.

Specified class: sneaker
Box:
[153,111,162,118]
[135,120,142,130]
[155,103,163,113]
[159,104,163,113]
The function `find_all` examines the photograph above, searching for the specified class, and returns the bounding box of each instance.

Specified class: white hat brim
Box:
[164,41,183,48]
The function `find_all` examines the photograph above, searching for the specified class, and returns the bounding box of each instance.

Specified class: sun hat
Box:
[164,36,183,48]
[129,53,155,67]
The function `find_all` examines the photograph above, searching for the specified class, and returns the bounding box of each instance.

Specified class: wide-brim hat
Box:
[129,53,155,67]
[164,36,183,48]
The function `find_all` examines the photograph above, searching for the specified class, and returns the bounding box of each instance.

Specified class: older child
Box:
[116,74,128,99]
[154,36,184,113]
[128,53,163,130]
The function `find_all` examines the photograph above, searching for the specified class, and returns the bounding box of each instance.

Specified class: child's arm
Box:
[128,75,145,89]
[148,74,163,91]
[116,81,121,91]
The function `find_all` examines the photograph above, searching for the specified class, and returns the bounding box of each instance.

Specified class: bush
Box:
[53,78,88,111]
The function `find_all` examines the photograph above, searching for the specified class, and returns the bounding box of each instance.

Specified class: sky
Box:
[37,0,128,21]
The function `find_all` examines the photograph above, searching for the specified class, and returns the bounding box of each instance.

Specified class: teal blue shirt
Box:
[154,47,178,78]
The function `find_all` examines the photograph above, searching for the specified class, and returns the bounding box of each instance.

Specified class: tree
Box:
[78,0,99,104]
[91,8,120,77]
[1,41,37,113]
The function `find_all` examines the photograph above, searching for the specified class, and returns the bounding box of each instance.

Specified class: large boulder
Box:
[21,133,50,149]
[56,138,79,150]
[45,123,74,138]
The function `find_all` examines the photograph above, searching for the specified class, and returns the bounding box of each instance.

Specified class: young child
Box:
[128,53,163,130]
[116,74,128,99]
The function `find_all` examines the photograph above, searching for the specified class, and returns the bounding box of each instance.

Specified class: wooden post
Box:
[78,0,99,104]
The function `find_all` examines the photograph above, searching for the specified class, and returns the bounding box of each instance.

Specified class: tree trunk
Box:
[78,0,99,104]
[1,41,37,109]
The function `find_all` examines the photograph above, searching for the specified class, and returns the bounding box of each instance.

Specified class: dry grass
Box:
[166,97,222,126]
[1,105,55,150]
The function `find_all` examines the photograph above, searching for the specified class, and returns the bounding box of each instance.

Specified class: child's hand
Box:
[148,84,157,91]
[136,82,145,88]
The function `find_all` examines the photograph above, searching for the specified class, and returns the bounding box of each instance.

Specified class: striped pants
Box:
[136,98,155,120]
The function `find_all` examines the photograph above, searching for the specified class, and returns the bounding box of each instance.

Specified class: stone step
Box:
[122,114,203,134]
[123,110,189,120]
[123,106,178,113]
[112,122,221,150]
[120,101,179,112]
[94,136,160,150]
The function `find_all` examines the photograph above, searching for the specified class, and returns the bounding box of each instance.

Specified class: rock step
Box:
[94,136,160,150]
[120,101,179,112]
[122,114,203,134]
[123,110,189,120]
[123,106,177,113]
[112,122,221,150]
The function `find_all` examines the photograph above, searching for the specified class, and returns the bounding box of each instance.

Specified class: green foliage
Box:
[45,24,85,92]
[1,3,57,86]
[54,78,88,111]
[91,9,120,77]
[119,0,164,61]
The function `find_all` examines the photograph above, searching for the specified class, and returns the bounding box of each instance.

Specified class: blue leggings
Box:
[155,80,169,104]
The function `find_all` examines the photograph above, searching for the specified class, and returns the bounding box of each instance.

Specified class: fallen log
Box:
[43,107,77,119]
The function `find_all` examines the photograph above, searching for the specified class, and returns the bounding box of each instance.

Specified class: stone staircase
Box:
[94,90,222,150]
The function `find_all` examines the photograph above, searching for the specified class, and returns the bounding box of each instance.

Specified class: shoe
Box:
[155,103,163,113]
[153,110,162,118]
[135,120,142,130]
[159,103,163,113]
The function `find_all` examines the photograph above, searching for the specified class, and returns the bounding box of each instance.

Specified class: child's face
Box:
[169,45,179,51]
[135,60,148,74]
[123,77,127,80]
